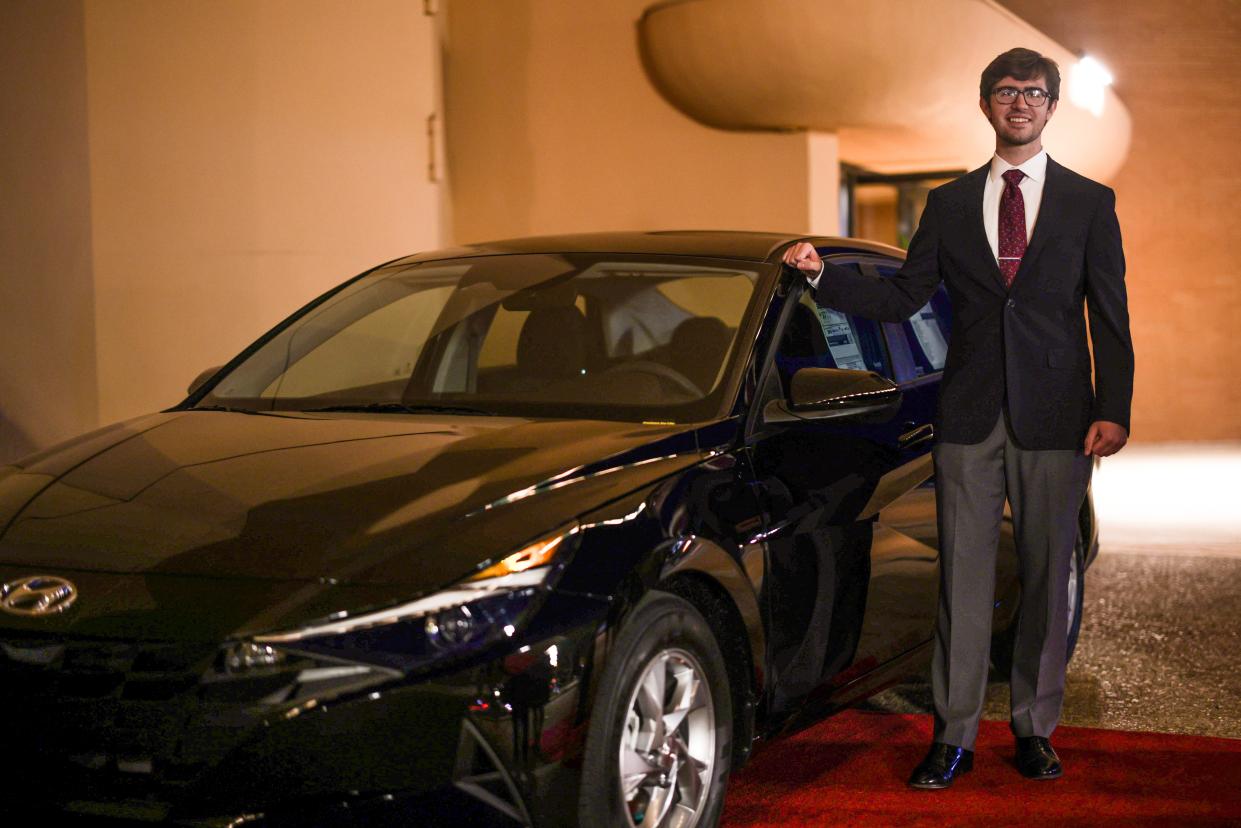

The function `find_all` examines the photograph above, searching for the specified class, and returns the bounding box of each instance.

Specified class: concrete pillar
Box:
[0,0,98,463]
[807,132,842,237]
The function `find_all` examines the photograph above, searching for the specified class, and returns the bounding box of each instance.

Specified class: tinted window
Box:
[775,284,890,396]
[904,292,951,373]
[868,264,953,379]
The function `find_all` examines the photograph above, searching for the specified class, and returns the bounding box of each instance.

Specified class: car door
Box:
[870,259,1022,641]
[745,256,939,718]
[850,257,944,672]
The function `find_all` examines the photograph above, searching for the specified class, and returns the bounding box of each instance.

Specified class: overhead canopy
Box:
[638,0,1131,180]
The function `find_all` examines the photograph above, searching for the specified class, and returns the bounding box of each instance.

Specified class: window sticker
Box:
[909,303,948,371]
[816,307,867,371]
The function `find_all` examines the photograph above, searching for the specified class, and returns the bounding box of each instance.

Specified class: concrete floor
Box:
[866,442,1241,739]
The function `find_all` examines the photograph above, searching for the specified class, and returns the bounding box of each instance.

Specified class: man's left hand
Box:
[1083,420,1128,457]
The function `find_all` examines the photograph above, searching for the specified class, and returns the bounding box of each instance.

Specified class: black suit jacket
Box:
[815,157,1134,450]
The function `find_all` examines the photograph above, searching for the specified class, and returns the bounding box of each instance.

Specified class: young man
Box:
[783,47,1133,788]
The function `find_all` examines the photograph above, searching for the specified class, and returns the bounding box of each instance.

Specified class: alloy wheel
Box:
[617,648,716,828]
[1067,539,1080,631]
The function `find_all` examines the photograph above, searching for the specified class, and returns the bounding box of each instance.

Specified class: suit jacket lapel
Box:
[957,164,1006,291]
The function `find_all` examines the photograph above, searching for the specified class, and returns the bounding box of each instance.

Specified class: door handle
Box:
[898,423,934,449]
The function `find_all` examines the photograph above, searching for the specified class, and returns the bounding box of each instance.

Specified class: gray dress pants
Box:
[930,412,1093,749]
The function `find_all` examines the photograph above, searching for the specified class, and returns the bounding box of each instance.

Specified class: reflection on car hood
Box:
[0,411,707,594]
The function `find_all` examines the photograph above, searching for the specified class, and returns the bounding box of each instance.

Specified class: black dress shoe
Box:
[907,742,974,789]
[1015,736,1063,779]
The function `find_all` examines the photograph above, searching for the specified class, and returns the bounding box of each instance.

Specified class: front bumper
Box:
[3,592,608,827]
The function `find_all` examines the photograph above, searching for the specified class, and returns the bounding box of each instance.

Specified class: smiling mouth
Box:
[1007,116,1032,125]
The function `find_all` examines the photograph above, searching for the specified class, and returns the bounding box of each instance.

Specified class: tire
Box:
[579,591,733,828]
[1064,526,1087,661]
[990,525,1088,676]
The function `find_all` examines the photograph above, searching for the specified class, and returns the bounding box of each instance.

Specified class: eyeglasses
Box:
[992,86,1052,107]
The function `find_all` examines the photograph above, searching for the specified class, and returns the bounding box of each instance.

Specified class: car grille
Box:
[0,632,253,810]
[2,637,206,699]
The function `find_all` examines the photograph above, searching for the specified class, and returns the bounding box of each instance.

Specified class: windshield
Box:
[195,253,768,422]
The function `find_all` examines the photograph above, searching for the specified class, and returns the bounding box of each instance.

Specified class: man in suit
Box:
[783,47,1134,788]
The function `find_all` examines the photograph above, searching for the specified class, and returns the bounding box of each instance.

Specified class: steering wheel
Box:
[600,360,703,398]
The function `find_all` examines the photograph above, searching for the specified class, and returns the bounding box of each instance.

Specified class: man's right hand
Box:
[782,242,823,276]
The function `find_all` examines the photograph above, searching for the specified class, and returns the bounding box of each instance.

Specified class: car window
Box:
[478,295,588,370]
[267,285,455,399]
[865,263,952,379]
[906,300,949,372]
[593,274,749,359]
[774,285,890,397]
[200,254,765,423]
[468,270,748,397]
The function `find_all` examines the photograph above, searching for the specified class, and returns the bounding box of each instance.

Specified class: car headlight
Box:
[210,526,576,703]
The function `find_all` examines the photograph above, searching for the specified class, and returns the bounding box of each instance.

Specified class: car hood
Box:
[0,410,709,597]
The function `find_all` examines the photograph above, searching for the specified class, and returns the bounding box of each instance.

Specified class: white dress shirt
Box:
[807,148,1049,286]
[982,148,1047,261]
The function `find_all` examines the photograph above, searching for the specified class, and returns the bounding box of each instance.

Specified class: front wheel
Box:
[579,591,733,828]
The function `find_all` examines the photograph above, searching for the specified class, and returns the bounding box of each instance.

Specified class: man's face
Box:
[979,74,1058,148]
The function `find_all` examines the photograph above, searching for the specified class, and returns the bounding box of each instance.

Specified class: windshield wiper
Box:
[191,405,276,416]
[304,402,498,416]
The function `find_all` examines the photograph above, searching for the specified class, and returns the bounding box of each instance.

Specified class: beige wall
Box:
[1,1,444,462]
[1000,0,1241,441]
[0,1,98,461]
[445,0,813,243]
[84,0,443,426]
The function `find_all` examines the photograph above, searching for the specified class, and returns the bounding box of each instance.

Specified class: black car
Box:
[0,232,1096,827]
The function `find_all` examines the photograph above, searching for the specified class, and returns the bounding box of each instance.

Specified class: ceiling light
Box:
[1069,55,1114,117]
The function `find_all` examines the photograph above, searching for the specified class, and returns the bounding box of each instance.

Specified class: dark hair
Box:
[980,48,1061,100]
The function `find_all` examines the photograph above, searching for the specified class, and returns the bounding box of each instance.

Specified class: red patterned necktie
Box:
[998,168,1027,288]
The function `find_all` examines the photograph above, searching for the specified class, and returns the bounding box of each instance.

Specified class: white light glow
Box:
[1092,443,1241,553]
[1069,55,1114,117]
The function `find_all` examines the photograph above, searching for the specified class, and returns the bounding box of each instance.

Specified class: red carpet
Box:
[722,710,1241,826]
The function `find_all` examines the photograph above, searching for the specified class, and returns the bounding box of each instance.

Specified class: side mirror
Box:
[763,367,901,423]
[187,365,224,396]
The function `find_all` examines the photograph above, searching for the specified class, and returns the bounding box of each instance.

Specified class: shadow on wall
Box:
[0,408,38,465]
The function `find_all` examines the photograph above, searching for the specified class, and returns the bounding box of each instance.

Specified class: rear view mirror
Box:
[763,367,901,423]
[187,365,224,396]
[501,280,578,310]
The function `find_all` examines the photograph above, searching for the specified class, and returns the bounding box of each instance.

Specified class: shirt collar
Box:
[989,149,1048,184]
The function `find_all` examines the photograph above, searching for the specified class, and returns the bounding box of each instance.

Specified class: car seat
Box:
[515,306,589,390]
[668,317,733,395]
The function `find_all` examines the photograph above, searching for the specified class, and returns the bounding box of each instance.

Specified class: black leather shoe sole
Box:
[1019,763,1063,780]
[908,776,964,790]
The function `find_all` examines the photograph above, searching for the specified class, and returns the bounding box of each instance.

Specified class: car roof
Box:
[391,230,905,265]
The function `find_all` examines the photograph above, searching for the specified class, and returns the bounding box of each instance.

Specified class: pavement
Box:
[866,441,1241,739]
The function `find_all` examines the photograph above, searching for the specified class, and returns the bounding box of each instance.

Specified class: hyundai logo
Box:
[0,575,78,617]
